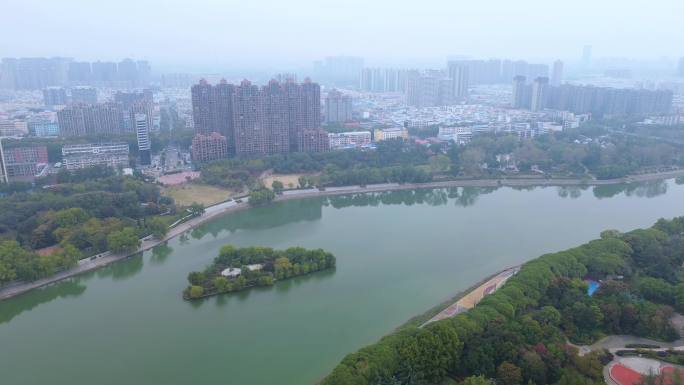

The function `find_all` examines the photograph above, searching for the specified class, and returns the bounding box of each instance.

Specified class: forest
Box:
[321,216,684,385]
[183,245,336,299]
[0,166,177,285]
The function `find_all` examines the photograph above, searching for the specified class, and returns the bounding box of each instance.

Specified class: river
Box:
[1,180,684,385]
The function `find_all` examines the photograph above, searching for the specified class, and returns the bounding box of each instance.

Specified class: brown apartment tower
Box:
[191,78,326,157]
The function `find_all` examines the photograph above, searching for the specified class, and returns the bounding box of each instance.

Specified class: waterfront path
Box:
[421,265,520,326]
[1,168,684,301]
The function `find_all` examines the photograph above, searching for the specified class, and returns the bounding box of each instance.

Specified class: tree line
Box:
[322,216,684,385]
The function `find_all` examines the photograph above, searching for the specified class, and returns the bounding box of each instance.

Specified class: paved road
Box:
[0,198,243,300]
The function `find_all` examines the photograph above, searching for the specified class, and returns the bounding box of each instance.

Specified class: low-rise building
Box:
[0,120,28,136]
[297,129,330,153]
[191,132,228,163]
[62,143,130,170]
[438,126,473,144]
[2,145,48,180]
[328,131,372,149]
[29,120,60,137]
[373,127,408,141]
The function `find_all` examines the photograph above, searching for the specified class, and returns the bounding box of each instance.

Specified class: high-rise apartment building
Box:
[68,62,91,84]
[91,61,118,84]
[530,77,549,112]
[57,103,125,136]
[135,113,151,165]
[62,143,130,170]
[406,71,451,107]
[551,60,564,87]
[514,83,672,116]
[447,61,469,99]
[297,130,330,153]
[512,76,529,109]
[313,56,363,87]
[0,139,8,184]
[324,89,353,123]
[191,79,235,146]
[43,87,68,106]
[71,87,98,104]
[678,58,684,77]
[0,57,71,90]
[191,78,323,156]
[191,132,228,163]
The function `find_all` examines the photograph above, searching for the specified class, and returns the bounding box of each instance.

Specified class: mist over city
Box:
[2,2,684,385]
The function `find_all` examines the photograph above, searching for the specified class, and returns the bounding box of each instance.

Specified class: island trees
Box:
[182,245,336,299]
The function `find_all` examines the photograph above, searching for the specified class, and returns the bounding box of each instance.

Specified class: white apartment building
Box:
[62,143,130,170]
[328,131,372,149]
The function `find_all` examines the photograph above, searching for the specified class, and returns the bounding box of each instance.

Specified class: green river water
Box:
[2,180,684,385]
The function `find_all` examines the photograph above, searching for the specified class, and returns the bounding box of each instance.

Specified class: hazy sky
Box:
[1,0,682,72]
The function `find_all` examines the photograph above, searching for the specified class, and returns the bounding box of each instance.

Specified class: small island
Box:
[183,245,336,299]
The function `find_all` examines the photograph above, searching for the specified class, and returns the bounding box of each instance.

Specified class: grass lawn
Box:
[261,174,308,190]
[162,183,239,207]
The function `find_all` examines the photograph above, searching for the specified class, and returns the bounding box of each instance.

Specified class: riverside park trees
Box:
[321,216,684,385]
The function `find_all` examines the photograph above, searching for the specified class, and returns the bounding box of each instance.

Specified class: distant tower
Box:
[582,45,593,67]
[0,138,8,184]
[678,57,684,77]
[135,113,151,165]
[551,60,564,86]
[512,76,527,109]
[530,77,549,112]
[447,61,469,99]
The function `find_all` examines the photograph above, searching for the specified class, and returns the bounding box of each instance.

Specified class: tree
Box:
[188,285,204,298]
[271,180,284,194]
[248,189,276,207]
[213,276,230,292]
[460,148,486,175]
[107,227,141,254]
[429,154,450,173]
[298,176,309,189]
[188,202,205,216]
[461,375,494,385]
[497,362,522,385]
[146,217,168,239]
[187,271,206,286]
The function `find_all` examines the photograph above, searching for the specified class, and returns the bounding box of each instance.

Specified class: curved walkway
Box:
[421,266,520,326]
[2,169,684,301]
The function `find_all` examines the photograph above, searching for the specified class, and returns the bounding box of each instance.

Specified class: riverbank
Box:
[2,168,683,301]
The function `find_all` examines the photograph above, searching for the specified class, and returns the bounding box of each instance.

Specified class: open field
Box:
[261,173,308,189]
[162,183,239,206]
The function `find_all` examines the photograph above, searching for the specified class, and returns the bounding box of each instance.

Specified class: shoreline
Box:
[1,168,684,301]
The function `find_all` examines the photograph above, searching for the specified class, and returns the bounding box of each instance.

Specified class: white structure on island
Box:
[220,264,264,278]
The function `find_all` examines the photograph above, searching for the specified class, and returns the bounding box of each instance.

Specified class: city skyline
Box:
[2,0,684,72]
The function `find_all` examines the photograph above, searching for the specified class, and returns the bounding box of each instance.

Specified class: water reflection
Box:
[198,198,325,239]
[151,242,173,265]
[0,280,86,324]
[95,254,144,281]
[326,187,497,209]
[593,180,668,199]
[557,186,588,199]
[189,268,337,309]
